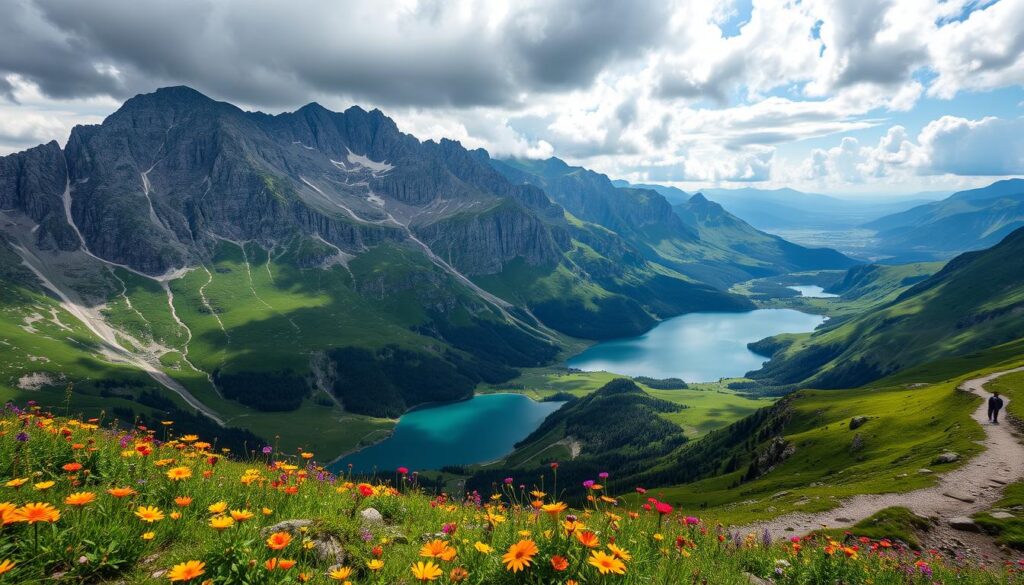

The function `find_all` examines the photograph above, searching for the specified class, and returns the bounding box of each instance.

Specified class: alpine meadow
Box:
[1,1,1024,583]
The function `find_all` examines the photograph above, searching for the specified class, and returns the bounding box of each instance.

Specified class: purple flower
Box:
[15,432,28,442]
[442,523,456,534]
[503,477,513,485]
[598,472,609,479]
[262,445,273,454]
[762,528,772,548]
[582,480,595,489]
[360,528,373,542]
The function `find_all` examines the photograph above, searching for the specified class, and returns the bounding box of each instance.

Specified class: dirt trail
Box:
[735,367,1024,554]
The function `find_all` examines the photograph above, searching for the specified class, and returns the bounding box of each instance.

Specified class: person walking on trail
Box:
[988,391,1005,424]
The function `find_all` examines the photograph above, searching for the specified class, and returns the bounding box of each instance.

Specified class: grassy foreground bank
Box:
[0,403,1021,584]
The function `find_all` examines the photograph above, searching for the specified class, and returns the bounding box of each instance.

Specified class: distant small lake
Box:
[335,394,564,474]
[788,285,838,298]
[566,309,825,381]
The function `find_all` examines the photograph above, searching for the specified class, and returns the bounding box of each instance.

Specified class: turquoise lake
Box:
[566,308,825,382]
[337,308,824,472]
[788,285,839,298]
[336,393,564,474]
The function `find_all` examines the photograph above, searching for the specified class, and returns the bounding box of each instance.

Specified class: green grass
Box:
[647,375,986,525]
[818,507,933,549]
[974,481,1024,549]
[480,368,770,439]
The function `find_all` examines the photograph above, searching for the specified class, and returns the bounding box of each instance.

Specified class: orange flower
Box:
[502,539,538,573]
[419,539,457,561]
[0,503,19,525]
[575,530,599,548]
[107,487,136,498]
[64,492,96,507]
[550,555,569,571]
[62,462,83,473]
[167,560,205,582]
[174,496,193,507]
[267,531,292,550]
[15,502,60,524]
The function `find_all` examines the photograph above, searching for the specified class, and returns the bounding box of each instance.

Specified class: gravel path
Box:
[734,367,1024,556]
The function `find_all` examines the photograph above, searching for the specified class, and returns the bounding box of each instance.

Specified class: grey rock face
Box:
[849,416,868,430]
[0,141,77,251]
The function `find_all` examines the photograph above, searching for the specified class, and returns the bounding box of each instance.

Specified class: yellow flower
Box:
[0,559,15,576]
[588,550,626,575]
[208,515,235,530]
[166,466,192,481]
[502,539,538,573]
[33,481,55,491]
[262,507,274,516]
[134,506,164,523]
[608,543,632,561]
[207,501,227,514]
[229,509,254,522]
[473,541,493,554]
[167,560,205,582]
[142,531,155,541]
[411,560,443,582]
[3,478,27,488]
[367,559,384,571]
[328,566,352,580]
[541,501,568,517]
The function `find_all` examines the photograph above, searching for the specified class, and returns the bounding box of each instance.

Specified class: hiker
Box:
[988,391,1005,424]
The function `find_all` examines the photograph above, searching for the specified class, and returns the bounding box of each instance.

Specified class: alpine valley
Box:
[0,87,855,456]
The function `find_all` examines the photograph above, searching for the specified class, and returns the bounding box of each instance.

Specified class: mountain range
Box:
[863,179,1024,261]
[0,86,854,448]
[746,225,1024,390]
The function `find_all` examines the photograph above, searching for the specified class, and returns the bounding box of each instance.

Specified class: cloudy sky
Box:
[1,0,1022,195]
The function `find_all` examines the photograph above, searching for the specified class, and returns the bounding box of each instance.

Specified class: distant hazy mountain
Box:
[864,179,1024,261]
[697,187,933,231]
[499,160,855,288]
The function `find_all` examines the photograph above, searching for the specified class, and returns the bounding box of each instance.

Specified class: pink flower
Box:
[398,467,409,475]
[655,501,673,515]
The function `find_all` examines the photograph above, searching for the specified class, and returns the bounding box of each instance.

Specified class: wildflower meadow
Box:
[0,402,1020,584]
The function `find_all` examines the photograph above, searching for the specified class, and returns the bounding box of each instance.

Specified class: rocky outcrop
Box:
[0,141,77,251]
[415,201,568,275]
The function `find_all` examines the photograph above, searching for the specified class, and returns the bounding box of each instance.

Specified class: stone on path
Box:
[991,511,1015,520]
[947,517,981,532]
[943,491,976,503]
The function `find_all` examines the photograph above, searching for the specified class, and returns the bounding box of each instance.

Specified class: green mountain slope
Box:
[494,158,856,289]
[0,87,762,456]
[747,226,1024,390]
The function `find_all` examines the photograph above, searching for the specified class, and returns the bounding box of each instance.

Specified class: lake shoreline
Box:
[329,393,563,473]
